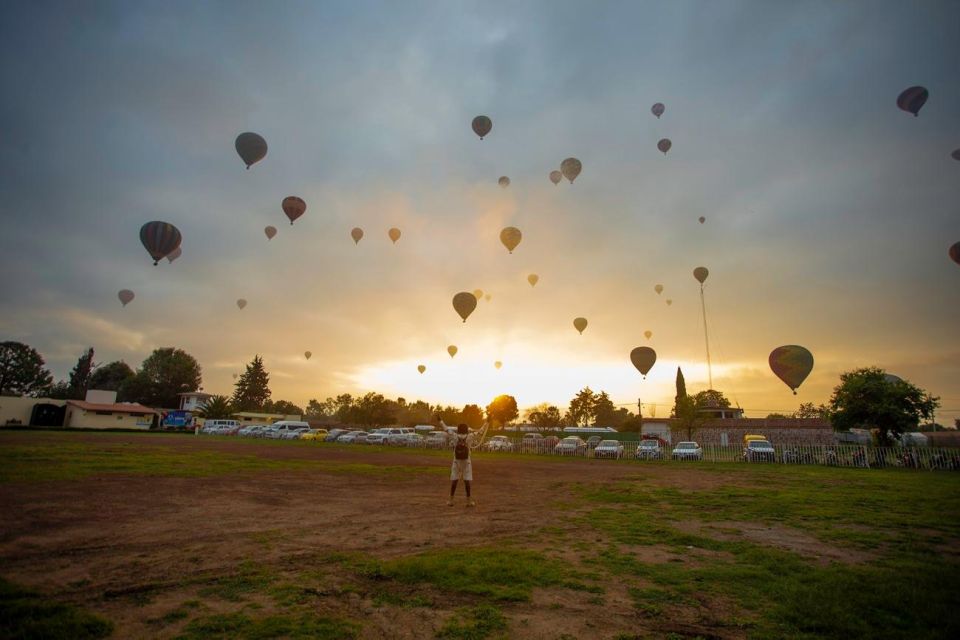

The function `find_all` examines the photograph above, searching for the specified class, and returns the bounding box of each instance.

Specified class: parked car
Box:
[593,439,624,459]
[282,427,311,440]
[635,439,663,460]
[399,432,424,447]
[299,429,328,441]
[743,439,776,462]
[270,421,311,439]
[385,428,415,445]
[554,436,587,456]
[324,429,349,442]
[484,435,514,452]
[521,433,544,453]
[543,435,561,450]
[201,419,241,435]
[366,429,389,445]
[425,431,450,449]
[671,441,703,461]
[337,431,368,444]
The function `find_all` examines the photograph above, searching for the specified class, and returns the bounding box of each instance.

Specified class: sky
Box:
[1,0,958,421]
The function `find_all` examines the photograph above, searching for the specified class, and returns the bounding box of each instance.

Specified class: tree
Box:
[526,404,563,431]
[675,367,687,409]
[0,341,53,396]
[592,392,619,427]
[828,367,939,445]
[232,355,271,411]
[794,402,829,419]
[305,398,334,420]
[567,387,596,426]
[693,389,731,409]
[674,395,705,442]
[196,395,234,419]
[354,393,397,426]
[460,404,484,429]
[486,395,518,429]
[123,347,203,409]
[66,347,96,400]
[265,399,303,416]
[89,361,135,393]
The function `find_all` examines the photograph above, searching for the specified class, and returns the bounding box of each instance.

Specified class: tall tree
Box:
[829,367,939,445]
[675,367,687,410]
[794,402,829,419]
[89,361,135,393]
[354,392,396,426]
[674,395,705,442]
[592,391,619,426]
[526,404,563,431]
[486,395,519,428]
[693,389,731,409]
[231,355,271,411]
[67,347,96,399]
[567,387,596,426]
[123,347,203,408]
[0,341,53,397]
[460,404,484,429]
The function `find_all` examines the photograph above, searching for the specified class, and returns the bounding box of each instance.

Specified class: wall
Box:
[64,408,153,430]
[674,419,834,445]
[0,397,66,426]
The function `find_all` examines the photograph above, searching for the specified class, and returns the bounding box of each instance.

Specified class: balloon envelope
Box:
[500,227,522,253]
[235,132,267,169]
[166,246,182,263]
[896,86,929,116]
[952,149,960,162]
[453,292,478,322]
[630,347,657,378]
[473,289,483,300]
[304,351,312,360]
[447,345,457,358]
[560,157,582,183]
[237,299,247,310]
[693,267,709,284]
[264,226,277,240]
[651,102,665,118]
[657,138,672,154]
[769,345,814,394]
[494,361,502,369]
[388,228,401,244]
[666,299,673,306]
[472,115,492,139]
[118,289,134,307]
[949,242,960,266]
[418,365,426,374]
[498,176,510,188]
[139,221,182,265]
[654,284,663,295]
[644,330,652,340]
[527,274,539,287]
[573,317,588,334]
[549,170,562,185]
[282,196,306,225]
[351,227,364,244]
[698,216,705,224]
[484,294,491,302]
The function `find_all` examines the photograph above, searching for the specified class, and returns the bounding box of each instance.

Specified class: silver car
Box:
[671,441,703,461]
[593,440,624,459]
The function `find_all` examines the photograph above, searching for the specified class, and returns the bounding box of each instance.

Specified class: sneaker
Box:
[447,498,454,506]
[467,500,476,507]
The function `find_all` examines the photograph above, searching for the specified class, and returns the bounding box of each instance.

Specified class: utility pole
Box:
[699,283,713,390]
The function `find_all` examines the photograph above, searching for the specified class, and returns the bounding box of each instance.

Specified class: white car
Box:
[366,429,390,445]
[593,440,624,459]
[672,441,703,461]
[385,428,414,445]
[554,436,587,456]
[484,435,514,452]
[399,433,424,447]
[338,431,368,444]
[635,439,663,460]
[282,427,311,440]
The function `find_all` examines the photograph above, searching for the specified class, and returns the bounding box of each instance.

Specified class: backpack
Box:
[455,436,470,460]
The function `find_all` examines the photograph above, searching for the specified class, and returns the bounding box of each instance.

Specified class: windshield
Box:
[749,441,772,448]
[599,440,618,446]
[676,443,696,449]
[640,441,658,448]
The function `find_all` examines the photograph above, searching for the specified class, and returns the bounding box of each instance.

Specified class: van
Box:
[271,420,310,437]
[743,434,767,446]
[202,419,241,435]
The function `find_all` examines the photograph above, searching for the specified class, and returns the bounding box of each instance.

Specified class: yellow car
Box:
[299,429,328,441]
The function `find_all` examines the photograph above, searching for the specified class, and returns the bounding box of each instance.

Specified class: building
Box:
[177,392,212,412]
[642,417,834,445]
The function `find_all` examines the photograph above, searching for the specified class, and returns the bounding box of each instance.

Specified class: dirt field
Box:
[2,431,958,639]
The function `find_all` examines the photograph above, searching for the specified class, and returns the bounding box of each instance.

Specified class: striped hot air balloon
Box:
[139,221,182,265]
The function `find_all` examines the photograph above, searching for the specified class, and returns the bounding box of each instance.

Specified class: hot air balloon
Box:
[304,351,312,360]
[693,267,709,284]
[388,228,401,244]
[651,103,665,118]
[418,365,426,374]
[952,149,960,162]
[453,292,478,322]
[484,294,491,302]
[166,246,182,263]
[644,330,652,340]
[235,132,267,169]
[237,299,247,310]
[500,227,522,253]
[560,157,582,183]
[630,347,656,379]
[264,226,277,241]
[657,138,672,155]
[698,216,705,224]
[494,361,502,369]
[472,115,492,139]
[118,289,134,307]
[949,242,960,266]
[473,289,483,300]
[896,86,929,117]
[654,284,663,295]
[549,170,562,185]
[282,196,306,225]
[573,317,588,334]
[447,345,458,358]
[498,176,510,188]
[351,228,364,244]
[139,221,182,265]
[769,345,814,395]
[666,299,673,306]
[527,274,539,287]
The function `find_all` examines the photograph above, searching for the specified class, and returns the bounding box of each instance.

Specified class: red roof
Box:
[65,400,157,415]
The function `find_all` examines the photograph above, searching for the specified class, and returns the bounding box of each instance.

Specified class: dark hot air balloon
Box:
[693,267,709,284]
[952,149,960,162]
[472,115,492,139]
[527,274,539,287]
[500,227,522,253]
[896,86,929,117]
[561,158,582,183]
[304,351,312,360]
[264,226,277,240]
[282,196,306,225]
[573,317,588,334]
[237,299,247,310]
[453,292,478,322]
[235,132,267,169]
[630,347,656,379]
[351,228,364,244]
[549,170,562,185]
[698,216,705,224]
[769,345,814,394]
[447,345,458,358]
[388,228,401,244]
[657,138,672,154]
[417,364,426,374]
[651,103,665,118]
[498,176,510,188]
[139,221,182,265]
[949,241,960,266]
[118,289,134,307]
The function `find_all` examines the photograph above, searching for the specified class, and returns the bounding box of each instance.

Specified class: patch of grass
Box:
[436,604,508,640]
[0,577,113,639]
[197,563,274,602]
[355,548,567,602]
[370,590,433,608]
[628,586,674,617]
[177,611,359,640]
